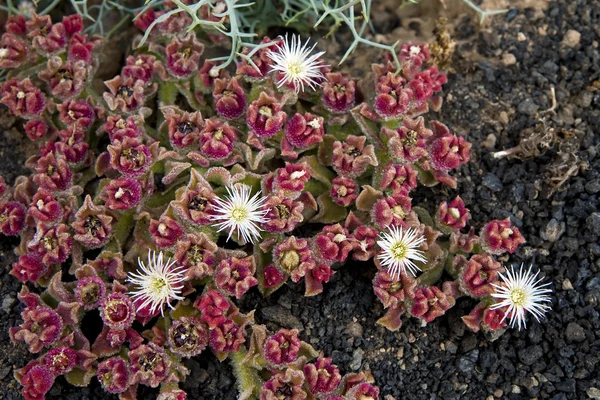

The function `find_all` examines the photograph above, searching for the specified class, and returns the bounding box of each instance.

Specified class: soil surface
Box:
[1,0,599,399]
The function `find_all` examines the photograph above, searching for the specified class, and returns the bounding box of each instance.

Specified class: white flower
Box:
[377,226,427,279]
[267,33,326,93]
[211,183,269,243]
[128,250,186,316]
[490,264,552,330]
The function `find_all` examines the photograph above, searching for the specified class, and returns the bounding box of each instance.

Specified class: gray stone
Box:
[261,305,303,329]
[585,179,600,194]
[586,213,600,236]
[565,322,586,342]
[458,350,479,373]
[1,294,15,314]
[349,348,364,371]
[519,345,543,366]
[483,173,503,192]
[518,99,539,116]
[541,218,566,242]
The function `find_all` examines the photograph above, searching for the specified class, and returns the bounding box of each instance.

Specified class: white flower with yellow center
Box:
[267,33,326,93]
[490,264,552,330]
[128,250,186,315]
[211,183,269,243]
[377,226,427,279]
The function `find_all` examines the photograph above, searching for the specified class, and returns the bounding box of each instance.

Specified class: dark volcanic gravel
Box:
[1,0,599,399]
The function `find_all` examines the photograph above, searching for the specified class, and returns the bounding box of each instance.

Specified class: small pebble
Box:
[562,29,581,47]
[482,134,497,149]
[565,322,586,342]
[562,279,574,290]
[587,387,600,399]
[502,53,517,66]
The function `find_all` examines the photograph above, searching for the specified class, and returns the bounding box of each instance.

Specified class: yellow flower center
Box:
[151,277,167,293]
[287,62,302,77]
[231,207,248,222]
[391,242,407,260]
[510,288,527,306]
[280,250,300,272]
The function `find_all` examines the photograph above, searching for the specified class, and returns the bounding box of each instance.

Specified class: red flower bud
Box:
[331,177,358,207]
[285,112,324,148]
[0,201,26,236]
[374,72,412,119]
[209,319,245,353]
[314,224,353,264]
[481,218,526,255]
[10,306,63,353]
[260,369,307,400]
[72,195,113,248]
[20,364,55,400]
[262,192,304,233]
[107,137,152,178]
[321,72,356,113]
[213,78,246,119]
[199,118,237,160]
[122,54,156,84]
[33,153,73,191]
[214,256,258,299]
[67,33,96,63]
[352,225,379,261]
[0,33,28,69]
[28,188,63,225]
[57,99,95,129]
[103,75,146,113]
[199,60,229,88]
[165,109,203,149]
[264,329,301,365]
[97,357,130,394]
[100,293,136,331]
[273,236,315,283]
[174,233,218,280]
[247,92,287,138]
[39,57,89,100]
[304,356,342,393]
[410,286,455,323]
[1,78,46,118]
[263,264,286,288]
[428,121,471,171]
[11,254,48,283]
[101,177,143,210]
[75,276,107,310]
[23,119,49,141]
[150,215,184,248]
[332,135,378,178]
[459,254,503,298]
[380,164,418,197]
[44,346,77,375]
[311,264,334,284]
[273,162,310,196]
[346,383,380,400]
[103,115,143,144]
[168,317,209,357]
[381,116,432,163]
[28,224,72,265]
[438,196,469,231]
[194,290,230,329]
[165,33,205,78]
[372,195,412,229]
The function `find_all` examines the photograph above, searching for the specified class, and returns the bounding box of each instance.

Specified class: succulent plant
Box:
[0,8,549,400]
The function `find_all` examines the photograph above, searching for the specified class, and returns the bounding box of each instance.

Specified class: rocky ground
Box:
[1,0,599,399]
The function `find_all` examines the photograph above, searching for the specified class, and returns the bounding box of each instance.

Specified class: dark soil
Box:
[1,0,599,399]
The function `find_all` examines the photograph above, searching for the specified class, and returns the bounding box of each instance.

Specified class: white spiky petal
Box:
[377,226,427,279]
[211,183,269,243]
[490,264,552,330]
[128,250,186,316]
[267,33,326,93]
